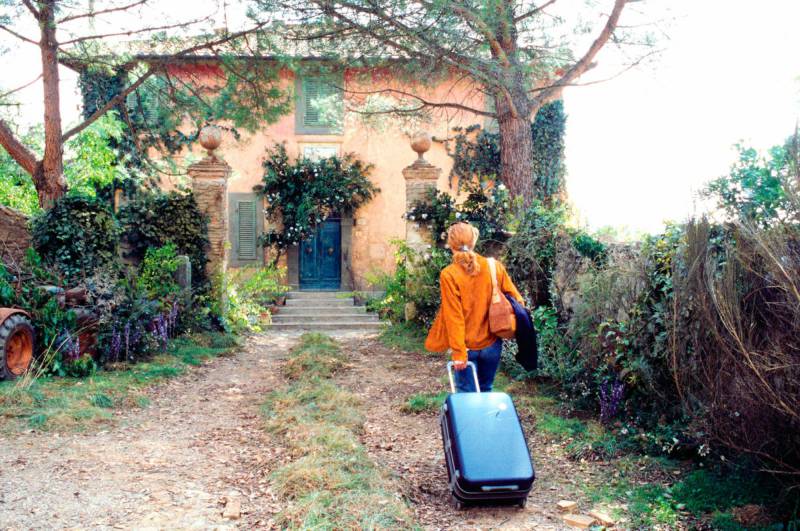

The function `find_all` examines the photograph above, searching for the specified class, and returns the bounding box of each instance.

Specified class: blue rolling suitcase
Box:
[440,361,535,509]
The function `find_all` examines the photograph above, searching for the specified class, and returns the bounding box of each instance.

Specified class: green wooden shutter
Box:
[237,200,257,260]
[303,77,323,128]
[297,74,342,133]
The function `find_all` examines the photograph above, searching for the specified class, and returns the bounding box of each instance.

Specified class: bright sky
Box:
[563,0,800,233]
[3,0,800,235]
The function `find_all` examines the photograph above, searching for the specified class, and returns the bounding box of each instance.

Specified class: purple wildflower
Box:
[124,321,131,360]
[599,379,625,424]
[110,325,122,362]
[152,314,169,351]
[58,329,81,362]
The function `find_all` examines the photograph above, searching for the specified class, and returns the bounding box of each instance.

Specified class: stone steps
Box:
[270,291,381,333]
[271,313,378,324]
[276,306,366,315]
[285,291,353,299]
[269,321,384,331]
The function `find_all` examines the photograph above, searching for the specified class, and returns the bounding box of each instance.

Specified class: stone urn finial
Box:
[198,124,222,159]
[410,131,432,162]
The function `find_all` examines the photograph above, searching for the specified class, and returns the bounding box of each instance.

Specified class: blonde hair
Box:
[447,222,480,276]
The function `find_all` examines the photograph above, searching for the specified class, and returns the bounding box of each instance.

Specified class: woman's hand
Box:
[453,359,467,371]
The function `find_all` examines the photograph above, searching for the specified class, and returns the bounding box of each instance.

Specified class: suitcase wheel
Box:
[450,494,465,510]
[517,498,527,509]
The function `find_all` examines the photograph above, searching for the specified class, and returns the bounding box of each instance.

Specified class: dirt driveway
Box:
[1,332,594,530]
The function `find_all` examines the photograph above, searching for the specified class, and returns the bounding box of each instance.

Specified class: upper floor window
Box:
[302,144,340,161]
[296,74,344,135]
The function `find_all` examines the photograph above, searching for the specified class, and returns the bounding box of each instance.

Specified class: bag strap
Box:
[488,258,501,303]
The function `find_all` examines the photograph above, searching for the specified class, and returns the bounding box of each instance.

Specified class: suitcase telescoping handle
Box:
[446,361,481,394]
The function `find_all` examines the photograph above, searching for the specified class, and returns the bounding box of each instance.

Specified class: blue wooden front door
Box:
[300,220,341,290]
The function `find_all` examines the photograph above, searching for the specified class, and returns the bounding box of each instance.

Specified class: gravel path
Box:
[0,333,290,530]
[1,331,599,530]
[336,335,585,530]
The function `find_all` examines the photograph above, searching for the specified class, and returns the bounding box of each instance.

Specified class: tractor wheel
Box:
[0,314,34,380]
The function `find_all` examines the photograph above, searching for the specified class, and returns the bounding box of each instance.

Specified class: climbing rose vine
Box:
[255,144,378,255]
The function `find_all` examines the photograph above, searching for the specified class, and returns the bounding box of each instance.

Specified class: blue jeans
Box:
[454,339,502,392]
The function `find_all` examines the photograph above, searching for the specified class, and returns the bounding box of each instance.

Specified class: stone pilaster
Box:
[402,153,441,252]
[188,157,231,276]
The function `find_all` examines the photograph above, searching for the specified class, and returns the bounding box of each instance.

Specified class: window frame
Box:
[295,73,344,135]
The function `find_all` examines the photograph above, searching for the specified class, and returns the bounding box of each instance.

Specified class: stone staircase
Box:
[269,291,383,332]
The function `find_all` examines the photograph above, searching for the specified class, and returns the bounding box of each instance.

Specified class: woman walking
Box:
[425,222,525,392]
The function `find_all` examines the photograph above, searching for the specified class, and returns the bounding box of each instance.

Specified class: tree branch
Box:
[531,47,660,94]
[440,0,511,67]
[0,74,43,99]
[60,16,213,46]
[61,21,271,142]
[513,0,560,23]
[61,68,157,141]
[0,119,39,175]
[0,24,39,46]
[58,0,150,24]
[535,0,628,105]
[310,0,497,89]
[344,86,492,117]
[21,0,40,19]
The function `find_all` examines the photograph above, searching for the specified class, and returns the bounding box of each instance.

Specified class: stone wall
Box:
[552,240,643,320]
[0,205,31,268]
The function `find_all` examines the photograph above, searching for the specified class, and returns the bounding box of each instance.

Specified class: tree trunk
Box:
[496,110,534,204]
[37,0,66,208]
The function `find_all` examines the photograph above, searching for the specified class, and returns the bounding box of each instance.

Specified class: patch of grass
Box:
[402,391,448,414]
[282,333,347,380]
[671,469,770,514]
[264,333,417,529]
[378,322,427,353]
[536,412,588,438]
[0,332,238,433]
[582,463,782,529]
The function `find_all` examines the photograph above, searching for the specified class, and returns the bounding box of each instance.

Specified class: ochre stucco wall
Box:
[159,64,487,288]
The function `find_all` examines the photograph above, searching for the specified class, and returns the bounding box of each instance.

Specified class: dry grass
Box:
[282,333,347,380]
[671,218,800,482]
[0,332,238,433]
[263,333,417,530]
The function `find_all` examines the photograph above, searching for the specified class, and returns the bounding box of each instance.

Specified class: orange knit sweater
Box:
[425,254,524,362]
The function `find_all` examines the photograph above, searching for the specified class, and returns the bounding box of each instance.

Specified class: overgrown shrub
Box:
[213,265,289,333]
[670,218,800,480]
[369,240,450,328]
[137,243,181,302]
[404,180,512,252]
[30,195,121,282]
[503,200,568,307]
[572,232,608,266]
[118,191,209,286]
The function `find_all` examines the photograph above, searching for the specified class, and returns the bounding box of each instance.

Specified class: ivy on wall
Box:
[118,192,210,287]
[30,195,121,281]
[446,100,567,202]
